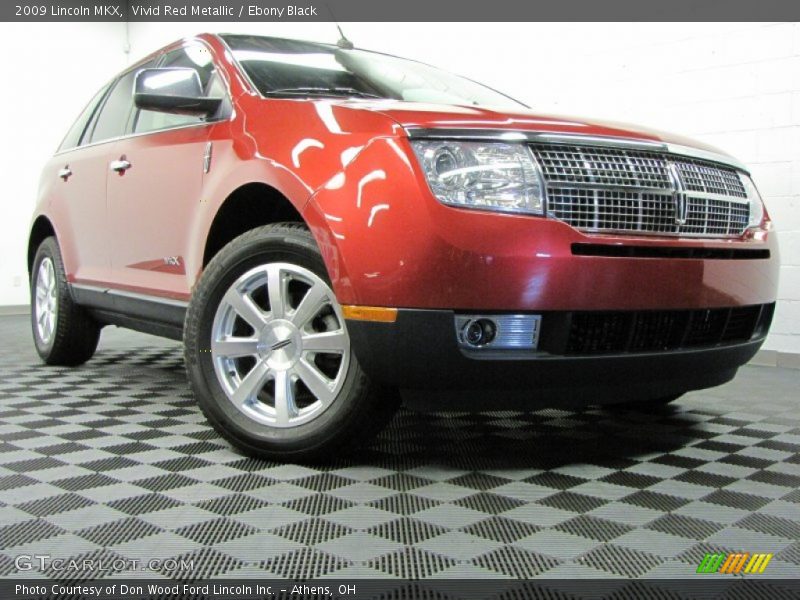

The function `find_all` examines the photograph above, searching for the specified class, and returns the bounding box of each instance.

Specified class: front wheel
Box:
[184,223,399,460]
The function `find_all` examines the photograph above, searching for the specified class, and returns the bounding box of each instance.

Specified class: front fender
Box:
[308,135,434,305]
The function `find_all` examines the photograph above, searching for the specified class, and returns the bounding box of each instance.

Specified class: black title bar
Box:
[4,0,800,22]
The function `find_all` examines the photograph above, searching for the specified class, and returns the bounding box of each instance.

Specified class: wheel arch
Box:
[197,180,353,303]
[201,182,305,268]
[28,216,57,275]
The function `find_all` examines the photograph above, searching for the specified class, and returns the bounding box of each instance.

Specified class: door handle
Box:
[109,158,131,173]
[58,166,72,181]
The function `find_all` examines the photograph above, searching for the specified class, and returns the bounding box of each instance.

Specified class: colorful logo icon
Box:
[697,553,773,574]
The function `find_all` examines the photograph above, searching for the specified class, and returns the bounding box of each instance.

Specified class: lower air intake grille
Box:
[564,304,772,355]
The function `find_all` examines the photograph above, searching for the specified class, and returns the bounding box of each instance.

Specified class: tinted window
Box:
[89,59,157,143]
[89,71,137,143]
[58,83,111,151]
[134,44,222,134]
[222,34,525,109]
[163,44,216,87]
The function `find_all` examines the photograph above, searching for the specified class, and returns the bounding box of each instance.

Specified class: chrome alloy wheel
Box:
[34,257,58,344]
[211,263,350,428]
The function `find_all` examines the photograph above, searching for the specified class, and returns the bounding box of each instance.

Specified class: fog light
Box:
[464,319,496,346]
[455,314,541,352]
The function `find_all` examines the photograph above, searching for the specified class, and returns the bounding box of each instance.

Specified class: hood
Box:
[338,100,734,159]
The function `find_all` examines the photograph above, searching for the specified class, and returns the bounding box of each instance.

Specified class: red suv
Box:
[29,34,779,459]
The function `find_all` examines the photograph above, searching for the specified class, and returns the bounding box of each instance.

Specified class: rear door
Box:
[105,43,229,299]
[43,83,113,286]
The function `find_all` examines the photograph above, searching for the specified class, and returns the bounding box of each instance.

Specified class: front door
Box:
[105,43,228,299]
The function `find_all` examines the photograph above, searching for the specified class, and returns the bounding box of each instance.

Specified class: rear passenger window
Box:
[58,83,111,152]
[134,44,223,134]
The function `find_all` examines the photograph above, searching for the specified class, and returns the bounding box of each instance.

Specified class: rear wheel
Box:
[184,223,399,460]
[30,237,100,365]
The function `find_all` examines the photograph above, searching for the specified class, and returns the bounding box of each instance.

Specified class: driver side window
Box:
[133,44,224,134]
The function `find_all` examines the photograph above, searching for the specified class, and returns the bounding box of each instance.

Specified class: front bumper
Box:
[309,136,780,312]
[347,306,772,407]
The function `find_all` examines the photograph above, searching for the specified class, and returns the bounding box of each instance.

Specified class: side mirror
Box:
[134,68,222,117]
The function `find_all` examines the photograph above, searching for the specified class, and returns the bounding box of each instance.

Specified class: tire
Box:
[30,237,101,366]
[184,223,400,461]
[604,393,684,411]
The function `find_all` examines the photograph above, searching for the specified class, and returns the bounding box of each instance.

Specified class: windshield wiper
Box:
[263,87,382,99]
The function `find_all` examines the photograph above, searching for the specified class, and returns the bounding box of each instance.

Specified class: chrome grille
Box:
[685,197,749,236]
[531,143,750,238]
[548,189,675,233]
[676,161,746,197]
[534,145,671,188]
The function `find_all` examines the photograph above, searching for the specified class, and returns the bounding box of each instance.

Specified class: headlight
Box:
[410,140,545,215]
[739,173,766,229]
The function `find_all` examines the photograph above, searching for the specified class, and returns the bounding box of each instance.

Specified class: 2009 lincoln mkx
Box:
[28,34,779,459]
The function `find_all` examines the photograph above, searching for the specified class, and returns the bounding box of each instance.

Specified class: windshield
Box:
[221,34,526,109]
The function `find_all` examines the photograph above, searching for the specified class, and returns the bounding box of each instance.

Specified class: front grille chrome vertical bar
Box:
[726,201,733,236]
[526,146,549,217]
[637,192,644,231]
[622,150,645,231]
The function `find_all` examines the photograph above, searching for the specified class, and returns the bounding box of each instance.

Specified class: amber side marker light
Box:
[342,305,398,323]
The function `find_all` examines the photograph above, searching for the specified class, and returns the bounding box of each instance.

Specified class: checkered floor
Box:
[0,314,799,581]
